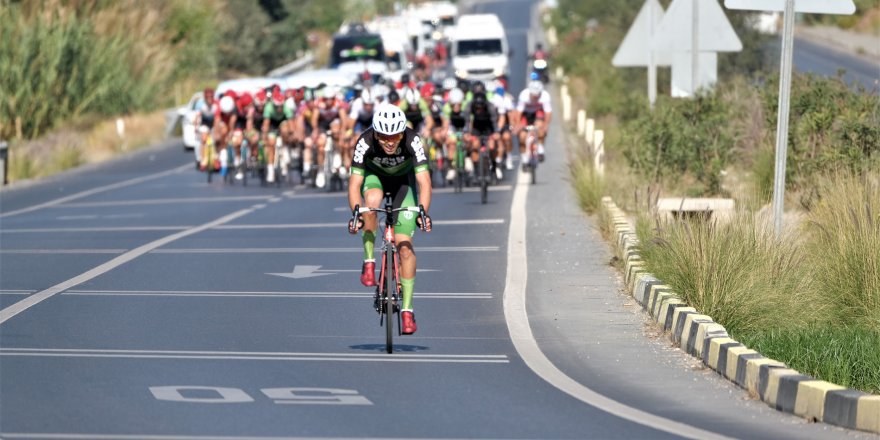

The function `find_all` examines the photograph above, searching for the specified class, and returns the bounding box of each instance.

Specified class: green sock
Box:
[362,231,375,261]
[400,277,415,311]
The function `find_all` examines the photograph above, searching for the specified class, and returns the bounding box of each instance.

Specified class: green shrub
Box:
[760,73,880,190]
[622,91,735,195]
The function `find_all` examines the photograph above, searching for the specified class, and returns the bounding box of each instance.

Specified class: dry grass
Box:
[8,111,168,183]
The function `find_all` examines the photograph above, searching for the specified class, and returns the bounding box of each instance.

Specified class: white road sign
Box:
[613,0,671,67]
[725,0,855,14]
[653,0,743,52]
[671,52,718,97]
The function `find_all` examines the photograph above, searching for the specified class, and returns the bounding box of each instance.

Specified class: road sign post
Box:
[612,0,671,109]
[724,0,855,237]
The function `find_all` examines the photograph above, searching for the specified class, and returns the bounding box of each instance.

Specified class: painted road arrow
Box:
[267,265,439,279]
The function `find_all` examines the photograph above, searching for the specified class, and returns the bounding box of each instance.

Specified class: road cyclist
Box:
[347,102,432,335]
[515,79,552,166]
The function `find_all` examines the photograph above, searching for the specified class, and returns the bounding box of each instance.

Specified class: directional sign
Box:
[671,52,717,97]
[612,0,672,67]
[613,0,672,108]
[725,0,855,14]
[653,0,743,52]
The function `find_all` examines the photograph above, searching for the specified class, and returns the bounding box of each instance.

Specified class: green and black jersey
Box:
[351,127,430,177]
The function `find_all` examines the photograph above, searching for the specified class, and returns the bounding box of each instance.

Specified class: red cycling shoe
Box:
[401,311,417,335]
[360,261,376,287]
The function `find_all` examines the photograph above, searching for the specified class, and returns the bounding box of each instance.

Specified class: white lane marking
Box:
[151,246,499,254]
[55,195,272,208]
[63,289,490,299]
[0,208,257,325]
[0,290,34,295]
[0,434,484,440]
[1,227,189,234]
[0,249,127,254]
[0,348,509,364]
[267,265,440,279]
[0,219,504,234]
[0,163,191,219]
[432,185,512,194]
[503,171,734,440]
[56,215,98,220]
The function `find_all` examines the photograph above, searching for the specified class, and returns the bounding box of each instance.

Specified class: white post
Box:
[116,118,125,138]
[585,118,595,149]
[561,84,572,122]
[772,0,796,237]
[649,0,658,108]
[577,110,586,135]
[555,67,564,80]
[594,130,605,176]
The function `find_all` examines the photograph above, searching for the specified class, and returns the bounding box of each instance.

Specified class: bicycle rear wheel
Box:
[384,248,396,354]
[479,153,489,204]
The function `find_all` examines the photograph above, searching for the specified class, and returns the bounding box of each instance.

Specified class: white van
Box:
[450,14,509,81]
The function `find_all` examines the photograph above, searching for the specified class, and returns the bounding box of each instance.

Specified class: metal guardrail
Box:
[267,52,315,78]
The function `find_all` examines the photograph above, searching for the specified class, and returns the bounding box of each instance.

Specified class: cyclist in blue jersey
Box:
[347,103,432,335]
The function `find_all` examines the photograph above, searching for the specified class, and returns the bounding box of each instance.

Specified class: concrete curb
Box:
[600,196,880,435]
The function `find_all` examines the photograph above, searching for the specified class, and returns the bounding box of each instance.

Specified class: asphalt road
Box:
[792,36,880,91]
[0,1,876,439]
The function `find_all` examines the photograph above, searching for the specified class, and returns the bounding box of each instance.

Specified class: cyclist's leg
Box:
[360,173,386,262]
[390,175,419,311]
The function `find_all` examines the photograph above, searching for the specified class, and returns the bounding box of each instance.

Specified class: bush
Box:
[760,73,880,190]
[622,91,735,195]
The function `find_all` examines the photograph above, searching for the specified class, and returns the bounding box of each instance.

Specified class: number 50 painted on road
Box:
[150,386,372,405]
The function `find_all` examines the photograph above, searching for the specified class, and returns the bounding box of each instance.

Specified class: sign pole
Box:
[771,0,796,237]
[691,0,699,95]
[649,2,658,109]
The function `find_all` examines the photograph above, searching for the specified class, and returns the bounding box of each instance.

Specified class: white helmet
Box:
[372,102,407,135]
[403,87,419,105]
[442,77,457,91]
[528,80,544,96]
[449,88,465,105]
[322,86,336,99]
[219,96,235,113]
[361,89,374,105]
[283,97,296,113]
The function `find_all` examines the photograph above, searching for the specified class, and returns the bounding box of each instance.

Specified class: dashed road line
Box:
[0,206,261,325]
[0,348,509,364]
[0,163,192,219]
[62,289,491,299]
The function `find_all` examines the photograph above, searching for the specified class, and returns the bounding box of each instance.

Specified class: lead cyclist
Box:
[347,103,433,335]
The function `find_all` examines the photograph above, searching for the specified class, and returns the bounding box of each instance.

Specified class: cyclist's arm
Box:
[415,170,432,214]
[348,171,364,211]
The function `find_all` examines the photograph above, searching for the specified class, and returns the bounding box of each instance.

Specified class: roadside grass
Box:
[803,172,880,331]
[634,210,827,336]
[738,325,880,394]
[7,111,167,182]
[568,145,605,215]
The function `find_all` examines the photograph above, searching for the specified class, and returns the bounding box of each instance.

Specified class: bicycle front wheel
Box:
[479,153,489,204]
[384,248,396,354]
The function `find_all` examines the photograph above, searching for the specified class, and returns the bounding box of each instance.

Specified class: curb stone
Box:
[598,196,880,435]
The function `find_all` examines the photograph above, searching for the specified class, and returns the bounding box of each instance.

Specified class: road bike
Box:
[350,194,427,354]
[522,125,538,185]
[451,130,467,193]
[317,129,345,192]
[427,137,447,188]
[475,135,492,204]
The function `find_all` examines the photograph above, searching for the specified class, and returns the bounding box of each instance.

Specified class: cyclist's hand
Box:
[348,205,363,234]
[417,205,432,232]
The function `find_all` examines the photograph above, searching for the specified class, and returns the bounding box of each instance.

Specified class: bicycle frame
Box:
[353,196,424,354]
